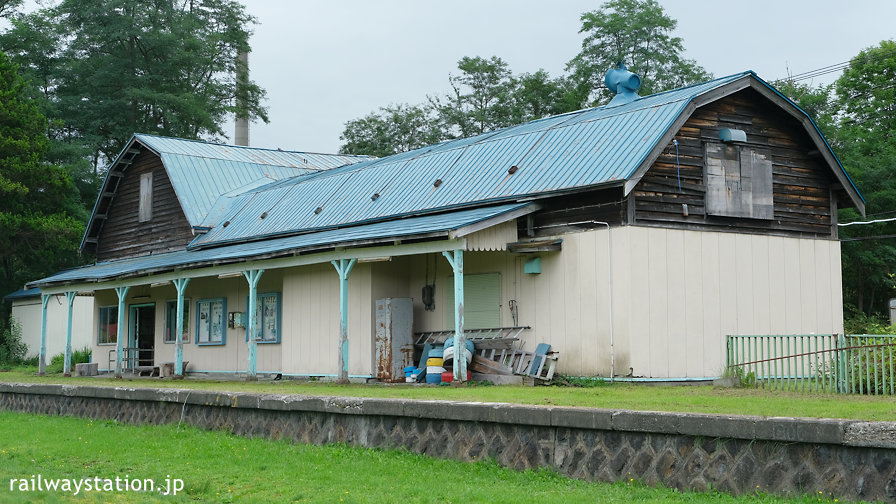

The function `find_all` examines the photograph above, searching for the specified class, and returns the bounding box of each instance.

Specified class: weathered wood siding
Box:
[632,88,837,238]
[517,188,626,238]
[95,150,195,261]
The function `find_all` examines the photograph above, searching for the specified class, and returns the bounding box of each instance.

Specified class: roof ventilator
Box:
[719,128,747,142]
[605,62,641,106]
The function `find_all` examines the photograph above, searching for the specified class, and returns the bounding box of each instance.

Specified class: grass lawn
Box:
[1,369,894,421]
[0,411,853,503]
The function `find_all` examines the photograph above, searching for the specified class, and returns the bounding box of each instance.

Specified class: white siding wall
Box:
[517,227,844,378]
[11,295,94,359]
[83,226,845,379]
[414,227,844,378]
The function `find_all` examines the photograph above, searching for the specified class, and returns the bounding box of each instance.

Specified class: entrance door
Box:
[129,303,155,368]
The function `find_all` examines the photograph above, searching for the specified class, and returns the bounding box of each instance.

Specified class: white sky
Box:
[239,0,896,154]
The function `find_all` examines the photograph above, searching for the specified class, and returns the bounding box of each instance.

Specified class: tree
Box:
[0,0,268,168]
[0,50,83,306]
[833,40,896,317]
[567,0,711,105]
[772,80,836,138]
[339,103,443,158]
[432,56,519,138]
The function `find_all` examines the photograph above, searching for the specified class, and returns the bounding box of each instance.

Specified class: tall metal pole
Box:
[63,291,77,377]
[243,269,264,380]
[173,278,190,378]
[331,259,356,383]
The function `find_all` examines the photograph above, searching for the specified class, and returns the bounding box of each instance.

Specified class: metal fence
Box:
[725,334,896,395]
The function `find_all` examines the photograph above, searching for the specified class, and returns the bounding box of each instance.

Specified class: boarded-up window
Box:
[447,272,501,329]
[139,172,153,222]
[705,143,773,219]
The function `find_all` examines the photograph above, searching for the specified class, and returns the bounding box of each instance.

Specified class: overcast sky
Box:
[235,1,896,154]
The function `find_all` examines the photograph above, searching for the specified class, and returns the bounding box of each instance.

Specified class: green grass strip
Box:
[0,411,855,503]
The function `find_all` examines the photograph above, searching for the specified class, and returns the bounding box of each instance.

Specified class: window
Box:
[164,299,190,344]
[705,143,773,220]
[196,298,226,345]
[447,273,501,329]
[98,306,118,345]
[139,172,153,222]
[246,292,281,343]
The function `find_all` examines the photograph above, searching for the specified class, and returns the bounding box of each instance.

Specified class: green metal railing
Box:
[725,334,896,395]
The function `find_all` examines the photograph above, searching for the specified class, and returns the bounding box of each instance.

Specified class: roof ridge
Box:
[134,133,371,159]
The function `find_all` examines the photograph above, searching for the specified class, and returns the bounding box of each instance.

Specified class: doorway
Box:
[129,303,155,368]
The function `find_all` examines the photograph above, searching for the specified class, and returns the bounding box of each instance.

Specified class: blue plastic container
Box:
[428,347,444,358]
[425,373,442,384]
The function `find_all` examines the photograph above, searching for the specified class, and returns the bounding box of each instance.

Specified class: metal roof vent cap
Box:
[605,62,641,106]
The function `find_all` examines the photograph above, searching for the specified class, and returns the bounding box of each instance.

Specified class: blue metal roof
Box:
[189,72,755,248]
[133,135,371,227]
[78,70,865,260]
[3,287,41,301]
[33,203,534,287]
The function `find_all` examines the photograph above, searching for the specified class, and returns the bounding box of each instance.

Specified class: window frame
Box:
[164,298,191,344]
[138,171,153,222]
[704,142,774,220]
[97,305,119,346]
[195,297,227,346]
[245,292,282,344]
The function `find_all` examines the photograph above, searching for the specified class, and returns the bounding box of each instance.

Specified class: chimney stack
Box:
[235,50,250,146]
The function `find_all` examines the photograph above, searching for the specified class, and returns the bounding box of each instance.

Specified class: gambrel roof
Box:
[33,70,863,288]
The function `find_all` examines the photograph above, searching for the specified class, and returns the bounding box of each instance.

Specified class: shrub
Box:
[0,316,27,366]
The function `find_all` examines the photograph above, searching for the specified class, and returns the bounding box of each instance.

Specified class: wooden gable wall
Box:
[630,88,838,238]
[95,149,195,261]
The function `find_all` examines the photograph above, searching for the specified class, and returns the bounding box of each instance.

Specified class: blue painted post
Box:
[63,291,77,377]
[442,249,467,382]
[331,259,356,383]
[114,286,130,378]
[243,270,264,380]
[173,278,190,378]
[38,294,50,376]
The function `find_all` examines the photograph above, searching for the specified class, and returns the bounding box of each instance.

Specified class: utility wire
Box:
[780,45,896,83]
[839,217,896,227]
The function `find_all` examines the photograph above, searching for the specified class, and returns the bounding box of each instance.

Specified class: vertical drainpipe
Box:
[63,291,76,377]
[331,258,356,383]
[442,249,467,382]
[114,286,130,378]
[38,294,49,376]
[173,278,190,378]
[243,269,264,380]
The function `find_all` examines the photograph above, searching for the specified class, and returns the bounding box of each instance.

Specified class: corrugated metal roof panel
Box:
[129,135,370,227]
[34,203,534,287]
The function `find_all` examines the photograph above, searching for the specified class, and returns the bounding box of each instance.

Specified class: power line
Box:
[780,45,896,83]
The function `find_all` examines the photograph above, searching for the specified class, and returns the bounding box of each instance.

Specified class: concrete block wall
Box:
[0,383,894,502]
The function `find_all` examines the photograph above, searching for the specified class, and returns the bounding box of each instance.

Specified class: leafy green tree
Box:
[339,103,444,158]
[567,0,711,105]
[0,50,83,306]
[0,0,268,167]
[834,40,896,316]
[511,70,581,123]
[432,56,519,138]
[772,80,836,137]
